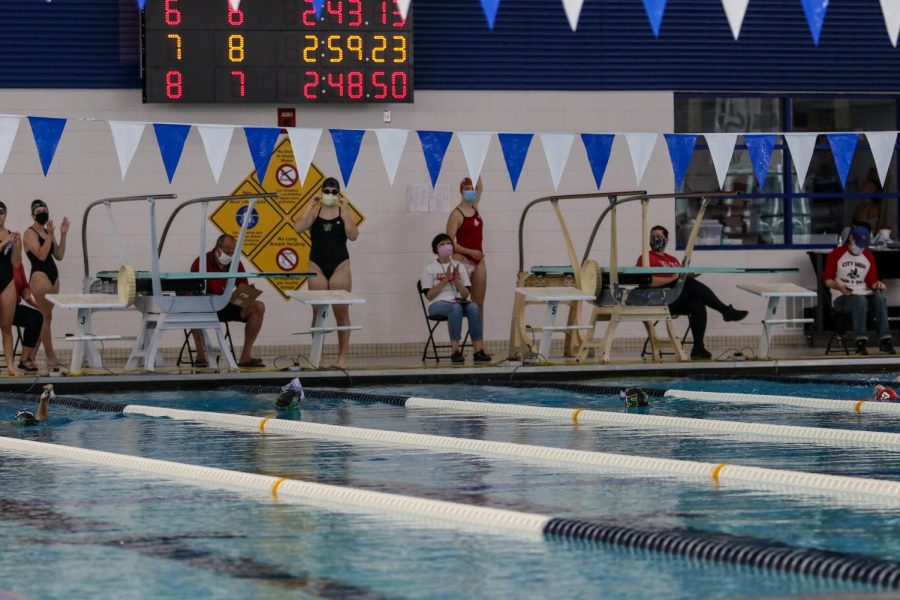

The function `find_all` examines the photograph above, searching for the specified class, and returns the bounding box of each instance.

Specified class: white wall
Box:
[0,88,845,351]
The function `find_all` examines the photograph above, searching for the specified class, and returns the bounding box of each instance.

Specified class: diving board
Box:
[289,290,366,368]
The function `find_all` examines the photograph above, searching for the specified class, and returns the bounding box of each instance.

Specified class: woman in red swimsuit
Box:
[446,177,486,327]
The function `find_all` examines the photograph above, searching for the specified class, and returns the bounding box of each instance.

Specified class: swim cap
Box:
[14,410,38,426]
[276,378,304,409]
[875,387,899,402]
[31,199,47,213]
[620,387,649,408]
[321,177,340,191]
[459,177,473,194]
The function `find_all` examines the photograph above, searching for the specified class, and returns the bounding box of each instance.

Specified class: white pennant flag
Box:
[108,121,146,180]
[457,132,492,185]
[229,0,241,10]
[721,0,750,40]
[865,131,898,187]
[397,0,411,21]
[539,133,575,190]
[374,129,408,185]
[0,116,20,175]
[704,133,737,189]
[880,0,900,47]
[561,0,585,31]
[784,133,818,189]
[624,133,657,186]
[286,127,323,186]
[196,125,234,184]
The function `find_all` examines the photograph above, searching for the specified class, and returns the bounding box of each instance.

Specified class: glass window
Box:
[674,97,781,133]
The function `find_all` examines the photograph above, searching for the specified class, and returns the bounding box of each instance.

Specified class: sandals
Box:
[194,358,209,368]
[17,361,39,373]
[238,358,266,368]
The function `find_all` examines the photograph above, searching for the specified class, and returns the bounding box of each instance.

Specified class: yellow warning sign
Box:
[210,137,365,299]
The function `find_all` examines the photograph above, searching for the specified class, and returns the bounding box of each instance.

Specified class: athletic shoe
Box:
[451,351,464,363]
[473,350,491,363]
[723,305,749,322]
[690,347,712,360]
[856,339,869,355]
[880,339,896,355]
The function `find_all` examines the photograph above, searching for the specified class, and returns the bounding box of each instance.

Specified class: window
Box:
[674,95,898,248]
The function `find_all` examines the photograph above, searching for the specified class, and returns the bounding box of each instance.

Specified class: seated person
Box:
[636,225,748,360]
[190,234,266,368]
[12,263,43,372]
[420,233,491,364]
[823,225,895,355]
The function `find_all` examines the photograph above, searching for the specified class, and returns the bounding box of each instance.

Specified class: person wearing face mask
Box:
[190,234,267,368]
[420,234,491,364]
[636,225,748,360]
[446,177,487,333]
[293,176,359,369]
[823,225,895,355]
[23,199,69,371]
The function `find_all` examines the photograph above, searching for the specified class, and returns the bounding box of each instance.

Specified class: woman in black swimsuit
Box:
[24,199,69,370]
[0,202,22,376]
[293,177,359,368]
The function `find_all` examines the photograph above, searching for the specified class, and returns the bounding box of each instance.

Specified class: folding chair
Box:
[417,280,469,362]
[177,322,236,367]
[640,315,691,358]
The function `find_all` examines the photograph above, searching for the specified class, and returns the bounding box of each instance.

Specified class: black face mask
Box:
[649,236,667,251]
[34,212,49,225]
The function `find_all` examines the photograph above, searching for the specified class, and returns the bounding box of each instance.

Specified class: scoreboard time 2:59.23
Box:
[142,0,413,103]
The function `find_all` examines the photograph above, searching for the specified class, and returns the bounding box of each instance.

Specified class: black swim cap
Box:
[31,199,47,213]
[14,410,38,425]
[322,177,340,191]
[620,387,649,408]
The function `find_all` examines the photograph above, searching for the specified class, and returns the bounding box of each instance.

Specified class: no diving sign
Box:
[276,163,298,188]
[276,247,299,271]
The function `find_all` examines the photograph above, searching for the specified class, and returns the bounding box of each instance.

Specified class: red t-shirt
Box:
[636,251,681,278]
[822,245,879,296]
[190,250,248,295]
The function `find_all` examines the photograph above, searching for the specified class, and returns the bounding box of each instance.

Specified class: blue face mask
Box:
[849,243,863,256]
[463,190,478,202]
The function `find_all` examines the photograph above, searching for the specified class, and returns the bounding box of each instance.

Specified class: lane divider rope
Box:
[665,389,900,415]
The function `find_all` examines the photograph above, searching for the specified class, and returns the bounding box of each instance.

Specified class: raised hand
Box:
[60,217,70,235]
[46,219,55,236]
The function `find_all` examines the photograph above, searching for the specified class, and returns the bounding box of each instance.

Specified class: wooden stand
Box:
[577,304,687,363]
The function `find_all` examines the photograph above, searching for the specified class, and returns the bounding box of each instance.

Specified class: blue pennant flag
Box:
[152,123,191,184]
[642,0,667,37]
[664,134,697,190]
[312,0,325,20]
[498,133,533,190]
[417,130,453,188]
[137,0,146,9]
[580,134,615,190]
[801,0,828,45]
[244,127,281,184]
[28,116,67,177]
[744,134,777,191]
[330,129,366,186]
[827,133,858,190]
[481,0,501,29]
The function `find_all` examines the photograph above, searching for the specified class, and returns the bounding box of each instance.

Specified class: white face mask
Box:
[849,243,863,256]
[217,250,233,266]
[321,193,339,207]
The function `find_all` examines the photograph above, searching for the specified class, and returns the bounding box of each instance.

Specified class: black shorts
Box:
[217,303,247,323]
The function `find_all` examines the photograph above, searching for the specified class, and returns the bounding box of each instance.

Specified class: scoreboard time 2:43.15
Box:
[142,0,413,103]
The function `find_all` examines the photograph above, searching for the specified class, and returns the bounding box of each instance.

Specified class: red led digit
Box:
[380,0,405,27]
[371,71,387,99]
[326,0,343,24]
[347,71,363,99]
[231,70,246,97]
[301,0,316,26]
[165,70,183,99]
[347,0,362,26]
[227,0,244,26]
[326,72,345,96]
[303,71,319,99]
[391,71,407,99]
[164,0,182,25]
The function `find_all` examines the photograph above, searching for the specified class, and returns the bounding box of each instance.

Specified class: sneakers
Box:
[690,347,712,360]
[723,305,749,322]
[473,350,491,363]
[880,339,897,355]
[855,339,869,356]
[451,351,464,363]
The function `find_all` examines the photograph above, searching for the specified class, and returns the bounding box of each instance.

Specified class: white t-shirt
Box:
[420,259,472,304]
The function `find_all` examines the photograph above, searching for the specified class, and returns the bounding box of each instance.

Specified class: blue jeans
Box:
[833,292,891,340]
[428,301,483,342]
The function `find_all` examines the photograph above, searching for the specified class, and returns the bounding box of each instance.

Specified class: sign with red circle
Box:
[276,163,298,188]
[276,247,299,271]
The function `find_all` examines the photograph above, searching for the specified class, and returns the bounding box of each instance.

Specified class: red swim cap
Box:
[460,177,473,193]
[875,387,899,402]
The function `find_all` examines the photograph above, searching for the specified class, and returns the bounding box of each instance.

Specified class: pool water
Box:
[1,377,899,599]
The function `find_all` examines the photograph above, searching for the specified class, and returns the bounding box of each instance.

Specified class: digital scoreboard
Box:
[142,0,413,103]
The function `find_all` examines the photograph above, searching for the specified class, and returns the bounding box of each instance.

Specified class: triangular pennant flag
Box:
[624,133,657,186]
[539,133,574,191]
[865,131,898,187]
[481,0,501,29]
[108,121,146,181]
[801,0,829,45]
[0,116,20,175]
[784,133,818,189]
[137,0,147,9]
[704,133,738,189]
[580,134,615,190]
[28,116,66,177]
[152,123,191,183]
[312,0,325,20]
[417,130,453,188]
[229,0,241,10]
[498,133,533,190]
[827,133,859,189]
[286,127,323,186]
[721,0,750,40]
[374,129,408,186]
[561,0,585,31]
[664,133,698,189]
[642,0,667,37]
[397,0,411,21]
[880,0,900,47]
[197,125,234,184]
[744,134,777,190]
[243,127,281,184]
[330,128,366,186]
[457,132,492,185]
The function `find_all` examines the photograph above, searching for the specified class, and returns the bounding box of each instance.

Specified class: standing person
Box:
[636,225,748,360]
[12,238,42,373]
[293,176,359,368]
[0,203,21,376]
[446,177,487,325]
[420,233,491,364]
[23,199,68,370]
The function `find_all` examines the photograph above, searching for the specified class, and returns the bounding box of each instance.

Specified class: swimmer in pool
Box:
[275,378,304,410]
[873,384,898,402]
[620,387,650,408]
[11,383,52,425]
